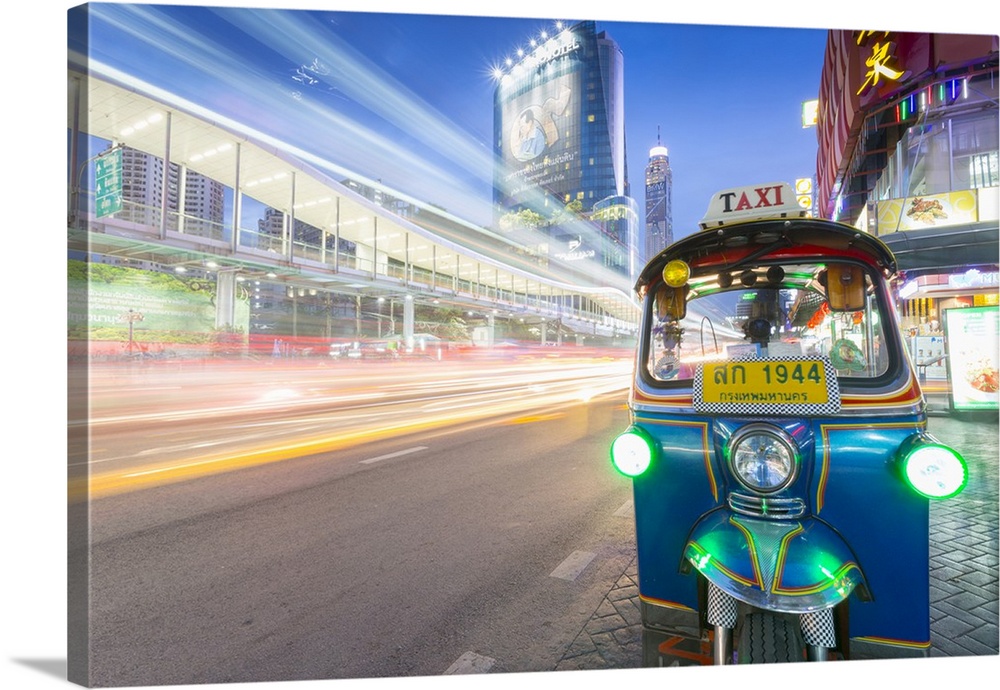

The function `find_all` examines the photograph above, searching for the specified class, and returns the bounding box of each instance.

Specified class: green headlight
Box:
[611,430,655,478]
[898,434,968,499]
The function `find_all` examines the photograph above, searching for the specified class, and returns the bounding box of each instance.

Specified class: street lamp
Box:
[119,308,144,356]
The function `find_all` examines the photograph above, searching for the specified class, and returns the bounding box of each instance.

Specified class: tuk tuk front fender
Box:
[684,510,868,614]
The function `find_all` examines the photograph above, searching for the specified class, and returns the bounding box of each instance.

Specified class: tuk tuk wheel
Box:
[736,612,805,663]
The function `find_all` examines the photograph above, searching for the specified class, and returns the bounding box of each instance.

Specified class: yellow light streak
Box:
[73,363,630,502]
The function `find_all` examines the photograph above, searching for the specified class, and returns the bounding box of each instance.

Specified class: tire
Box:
[736,611,805,664]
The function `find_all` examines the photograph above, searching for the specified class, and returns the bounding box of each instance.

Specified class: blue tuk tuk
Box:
[611,183,968,663]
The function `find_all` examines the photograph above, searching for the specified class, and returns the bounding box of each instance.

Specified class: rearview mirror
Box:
[825,264,865,311]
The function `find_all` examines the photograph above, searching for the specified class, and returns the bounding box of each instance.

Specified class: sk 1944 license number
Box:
[699,360,829,405]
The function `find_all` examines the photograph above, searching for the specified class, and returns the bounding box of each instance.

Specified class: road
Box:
[71,356,638,686]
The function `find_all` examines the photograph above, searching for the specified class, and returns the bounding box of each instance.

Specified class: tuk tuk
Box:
[611,182,968,664]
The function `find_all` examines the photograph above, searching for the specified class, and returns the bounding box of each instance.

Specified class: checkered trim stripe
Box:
[693,355,841,416]
[800,608,837,648]
[706,581,738,628]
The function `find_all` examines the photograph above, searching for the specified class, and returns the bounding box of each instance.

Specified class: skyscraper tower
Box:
[492,20,627,218]
[644,128,673,264]
[491,20,636,277]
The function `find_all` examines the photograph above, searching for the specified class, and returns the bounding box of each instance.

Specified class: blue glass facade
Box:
[492,20,634,277]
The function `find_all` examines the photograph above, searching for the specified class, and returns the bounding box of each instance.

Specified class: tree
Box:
[498,208,547,234]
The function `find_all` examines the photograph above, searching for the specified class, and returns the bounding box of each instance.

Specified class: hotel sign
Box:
[533,37,581,66]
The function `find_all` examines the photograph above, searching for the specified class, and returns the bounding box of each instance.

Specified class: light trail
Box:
[74,357,633,501]
[80,5,638,293]
[80,359,631,427]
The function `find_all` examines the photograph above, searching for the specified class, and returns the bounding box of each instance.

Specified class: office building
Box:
[119,146,224,235]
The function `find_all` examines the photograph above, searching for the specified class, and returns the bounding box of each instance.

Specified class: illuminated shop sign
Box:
[875,190,981,234]
[801,99,818,128]
[944,305,999,411]
[554,235,595,261]
[855,31,910,97]
[949,269,999,290]
[898,279,919,300]
[794,177,814,212]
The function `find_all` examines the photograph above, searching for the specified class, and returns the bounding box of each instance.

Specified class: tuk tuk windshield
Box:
[646,263,891,384]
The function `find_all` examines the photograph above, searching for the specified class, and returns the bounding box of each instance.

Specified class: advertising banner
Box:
[944,305,999,411]
[498,70,581,206]
[68,260,250,348]
[876,190,979,234]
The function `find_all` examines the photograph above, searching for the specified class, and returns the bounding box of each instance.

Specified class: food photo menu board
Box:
[944,306,999,411]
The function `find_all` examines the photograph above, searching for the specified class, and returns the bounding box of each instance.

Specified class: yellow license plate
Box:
[700,360,829,405]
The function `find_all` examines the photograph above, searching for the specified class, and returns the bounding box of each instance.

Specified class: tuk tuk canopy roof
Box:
[636,218,898,294]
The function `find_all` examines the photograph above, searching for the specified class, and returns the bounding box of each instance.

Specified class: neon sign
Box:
[855,31,910,96]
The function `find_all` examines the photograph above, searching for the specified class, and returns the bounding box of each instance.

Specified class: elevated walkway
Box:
[68,62,640,341]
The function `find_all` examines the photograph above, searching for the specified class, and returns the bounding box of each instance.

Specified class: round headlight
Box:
[902,442,967,499]
[611,430,655,478]
[729,424,798,493]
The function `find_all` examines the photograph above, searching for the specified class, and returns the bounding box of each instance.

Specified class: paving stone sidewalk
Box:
[557,411,999,670]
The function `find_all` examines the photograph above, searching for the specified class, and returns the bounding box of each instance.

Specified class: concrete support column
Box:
[372,219,378,279]
[215,270,237,329]
[177,164,188,234]
[355,295,362,337]
[333,197,341,271]
[403,294,415,351]
[231,143,242,252]
[69,75,82,223]
[404,233,410,286]
[286,171,296,262]
[158,111,172,239]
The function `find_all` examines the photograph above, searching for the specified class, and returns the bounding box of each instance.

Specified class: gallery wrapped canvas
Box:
[59,1,998,689]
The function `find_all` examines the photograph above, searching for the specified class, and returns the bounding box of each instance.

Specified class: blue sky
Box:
[68,3,826,242]
[65,2,995,243]
[71,3,827,240]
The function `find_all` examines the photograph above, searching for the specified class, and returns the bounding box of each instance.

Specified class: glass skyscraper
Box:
[492,20,633,277]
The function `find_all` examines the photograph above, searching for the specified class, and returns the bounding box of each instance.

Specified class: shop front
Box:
[894,263,998,410]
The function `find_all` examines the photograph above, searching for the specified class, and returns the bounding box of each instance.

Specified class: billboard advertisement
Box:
[875,190,981,234]
[944,305,999,411]
[498,70,582,207]
[495,21,585,212]
[68,260,250,354]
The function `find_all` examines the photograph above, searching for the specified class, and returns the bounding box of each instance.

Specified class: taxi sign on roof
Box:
[699,182,807,230]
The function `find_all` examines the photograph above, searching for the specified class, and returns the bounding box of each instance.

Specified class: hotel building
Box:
[491,20,636,278]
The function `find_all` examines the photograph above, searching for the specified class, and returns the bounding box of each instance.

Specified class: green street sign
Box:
[95,148,123,218]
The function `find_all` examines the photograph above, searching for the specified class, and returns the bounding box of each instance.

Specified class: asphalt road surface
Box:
[71,358,638,686]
